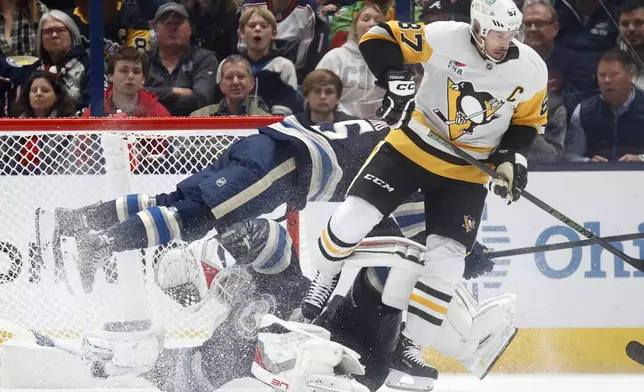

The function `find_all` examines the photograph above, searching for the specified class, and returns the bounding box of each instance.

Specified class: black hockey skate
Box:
[77,232,116,292]
[386,335,437,391]
[301,271,340,320]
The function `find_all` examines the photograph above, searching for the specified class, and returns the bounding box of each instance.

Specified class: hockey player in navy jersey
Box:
[51,69,387,294]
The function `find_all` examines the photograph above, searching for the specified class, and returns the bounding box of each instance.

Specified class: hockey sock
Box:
[114,194,157,223]
[107,206,182,252]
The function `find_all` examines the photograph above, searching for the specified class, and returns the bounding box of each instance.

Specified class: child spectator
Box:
[83,46,170,117]
[299,68,352,125]
[239,0,328,81]
[317,4,384,119]
[239,6,298,115]
[36,10,90,111]
[191,55,270,116]
[145,2,219,116]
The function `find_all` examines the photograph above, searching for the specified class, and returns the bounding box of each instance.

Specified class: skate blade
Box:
[479,327,519,380]
[384,368,434,391]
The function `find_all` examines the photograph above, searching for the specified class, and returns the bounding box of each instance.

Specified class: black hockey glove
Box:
[216,218,293,274]
[376,68,416,129]
[487,149,528,205]
[463,241,494,280]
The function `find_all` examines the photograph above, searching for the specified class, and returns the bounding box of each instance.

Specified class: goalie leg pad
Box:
[405,234,465,347]
[432,282,517,379]
[80,324,165,378]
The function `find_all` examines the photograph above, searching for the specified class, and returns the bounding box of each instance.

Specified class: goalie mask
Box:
[470,0,523,62]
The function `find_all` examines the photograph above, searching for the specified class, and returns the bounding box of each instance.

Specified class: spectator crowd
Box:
[1,0,644,173]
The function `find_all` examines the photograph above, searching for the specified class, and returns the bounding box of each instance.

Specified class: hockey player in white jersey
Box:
[308,0,548,389]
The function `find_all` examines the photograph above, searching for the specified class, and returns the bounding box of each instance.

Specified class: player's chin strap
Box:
[347,236,518,379]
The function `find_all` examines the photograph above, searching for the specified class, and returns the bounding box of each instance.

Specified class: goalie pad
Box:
[352,237,517,378]
[432,282,517,379]
[80,324,165,378]
[252,314,369,392]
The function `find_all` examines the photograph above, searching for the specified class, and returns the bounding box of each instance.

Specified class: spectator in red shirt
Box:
[83,46,170,117]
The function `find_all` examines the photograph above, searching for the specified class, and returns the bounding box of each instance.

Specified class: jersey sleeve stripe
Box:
[511,87,547,135]
[360,26,398,45]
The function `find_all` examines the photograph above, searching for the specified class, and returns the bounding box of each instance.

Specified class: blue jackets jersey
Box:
[579,87,644,160]
[239,0,329,80]
[555,0,620,53]
[258,113,391,209]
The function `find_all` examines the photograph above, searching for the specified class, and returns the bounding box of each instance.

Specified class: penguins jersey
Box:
[360,21,549,184]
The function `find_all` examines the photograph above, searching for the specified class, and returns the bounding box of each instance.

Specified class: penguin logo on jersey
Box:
[433,78,504,140]
[462,215,476,233]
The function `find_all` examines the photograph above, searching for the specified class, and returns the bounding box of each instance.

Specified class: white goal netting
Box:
[0,118,275,345]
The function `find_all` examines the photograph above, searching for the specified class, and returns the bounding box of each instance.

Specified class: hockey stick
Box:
[425,131,644,272]
[484,232,644,258]
[626,341,644,366]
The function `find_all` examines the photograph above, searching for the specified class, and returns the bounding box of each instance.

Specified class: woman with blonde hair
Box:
[316,4,385,119]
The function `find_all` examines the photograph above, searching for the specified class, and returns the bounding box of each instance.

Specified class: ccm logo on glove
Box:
[390,80,416,95]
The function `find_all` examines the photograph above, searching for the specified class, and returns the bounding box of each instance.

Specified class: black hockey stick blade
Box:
[425,132,644,273]
[486,232,644,258]
[626,341,644,366]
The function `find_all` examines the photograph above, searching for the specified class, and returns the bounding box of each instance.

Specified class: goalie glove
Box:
[376,68,416,129]
[80,324,165,378]
[487,149,528,205]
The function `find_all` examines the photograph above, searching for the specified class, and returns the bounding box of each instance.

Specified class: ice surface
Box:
[4,375,643,392]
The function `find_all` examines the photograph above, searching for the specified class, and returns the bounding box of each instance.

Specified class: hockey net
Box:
[0,116,284,347]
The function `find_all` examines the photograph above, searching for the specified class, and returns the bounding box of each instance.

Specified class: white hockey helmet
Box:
[470,0,523,62]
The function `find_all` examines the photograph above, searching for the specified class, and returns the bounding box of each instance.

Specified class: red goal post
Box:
[0,116,313,346]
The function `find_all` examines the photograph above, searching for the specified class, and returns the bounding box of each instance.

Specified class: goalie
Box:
[76,217,515,392]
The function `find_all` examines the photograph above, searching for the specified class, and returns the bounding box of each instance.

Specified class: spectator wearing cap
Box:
[180,0,239,61]
[566,49,644,162]
[36,10,90,111]
[316,4,385,119]
[191,55,270,116]
[0,0,48,56]
[238,6,298,115]
[145,2,219,116]
[618,0,644,89]
[555,0,621,54]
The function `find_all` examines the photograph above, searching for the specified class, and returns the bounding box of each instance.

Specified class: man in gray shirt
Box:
[145,3,219,116]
